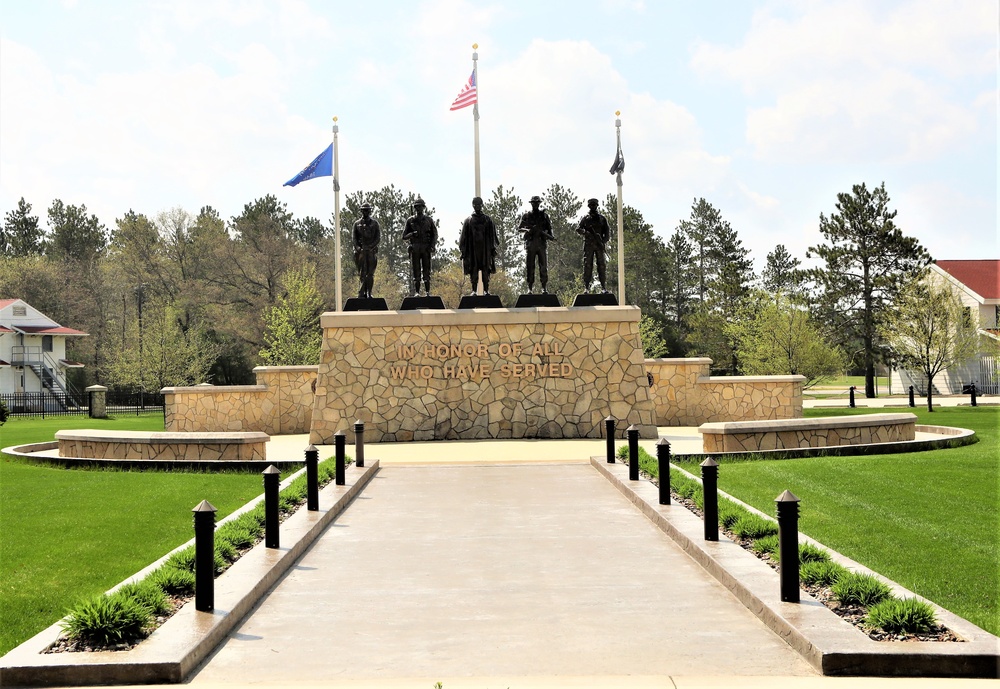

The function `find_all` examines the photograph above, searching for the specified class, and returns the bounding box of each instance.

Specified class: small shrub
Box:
[731,514,778,540]
[147,567,195,596]
[800,560,848,587]
[865,597,937,634]
[752,534,779,555]
[832,572,893,607]
[61,593,151,645]
[117,580,170,616]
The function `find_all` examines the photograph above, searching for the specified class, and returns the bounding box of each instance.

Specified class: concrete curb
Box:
[591,457,1000,678]
[0,461,380,687]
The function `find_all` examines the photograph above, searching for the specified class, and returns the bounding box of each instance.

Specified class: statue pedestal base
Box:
[400,296,446,310]
[344,297,388,312]
[573,293,619,307]
[458,294,504,309]
[515,293,561,308]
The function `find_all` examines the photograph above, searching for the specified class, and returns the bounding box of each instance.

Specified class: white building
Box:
[0,298,88,409]
[890,260,1000,395]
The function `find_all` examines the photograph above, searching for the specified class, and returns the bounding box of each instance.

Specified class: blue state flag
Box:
[284,144,333,187]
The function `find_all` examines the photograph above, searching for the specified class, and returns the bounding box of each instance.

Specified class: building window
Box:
[995,305,1000,328]
[962,307,972,328]
[42,335,53,352]
[12,305,26,316]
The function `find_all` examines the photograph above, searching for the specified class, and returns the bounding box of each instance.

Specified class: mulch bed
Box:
[664,485,961,642]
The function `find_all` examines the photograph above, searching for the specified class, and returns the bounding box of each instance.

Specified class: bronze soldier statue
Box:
[518,195,555,294]
[577,198,611,293]
[352,202,380,299]
[401,196,437,296]
[459,196,499,295]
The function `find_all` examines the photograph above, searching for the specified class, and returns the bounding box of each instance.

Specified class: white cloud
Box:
[692,0,995,163]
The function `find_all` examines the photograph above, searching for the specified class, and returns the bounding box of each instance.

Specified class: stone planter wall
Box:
[645,358,804,425]
[310,307,657,444]
[55,430,269,461]
[699,413,917,453]
[163,366,316,434]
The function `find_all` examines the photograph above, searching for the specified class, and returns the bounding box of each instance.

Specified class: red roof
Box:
[0,325,13,333]
[0,299,18,308]
[936,260,1000,300]
[14,325,89,336]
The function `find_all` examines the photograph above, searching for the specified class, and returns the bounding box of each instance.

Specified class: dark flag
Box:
[609,143,625,175]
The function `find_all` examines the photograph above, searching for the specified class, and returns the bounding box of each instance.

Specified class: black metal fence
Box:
[0,390,165,418]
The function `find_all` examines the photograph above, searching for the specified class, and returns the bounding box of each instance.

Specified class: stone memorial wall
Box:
[309,307,658,443]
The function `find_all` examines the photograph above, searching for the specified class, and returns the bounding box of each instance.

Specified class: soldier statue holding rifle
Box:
[577,197,611,293]
[518,195,555,294]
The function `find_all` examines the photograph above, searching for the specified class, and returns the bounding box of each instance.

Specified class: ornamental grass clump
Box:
[117,581,170,616]
[800,560,848,587]
[718,499,745,529]
[831,572,893,607]
[798,542,831,564]
[146,566,195,596]
[731,513,778,540]
[864,597,937,634]
[751,534,779,555]
[217,523,256,550]
[61,593,151,646]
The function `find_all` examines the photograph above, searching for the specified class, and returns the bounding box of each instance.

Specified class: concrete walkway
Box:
[189,463,816,684]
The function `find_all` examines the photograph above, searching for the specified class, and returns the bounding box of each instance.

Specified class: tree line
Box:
[1,181,939,397]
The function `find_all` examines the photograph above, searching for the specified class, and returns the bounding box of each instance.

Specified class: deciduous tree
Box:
[878,274,983,411]
[259,264,324,366]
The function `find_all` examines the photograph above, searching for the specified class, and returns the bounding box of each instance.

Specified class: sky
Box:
[1,0,996,272]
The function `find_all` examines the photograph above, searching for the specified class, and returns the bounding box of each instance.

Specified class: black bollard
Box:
[263,465,280,549]
[305,444,319,511]
[908,385,915,408]
[335,431,346,486]
[192,500,217,612]
[627,425,639,481]
[656,437,671,505]
[700,458,719,541]
[849,385,856,408]
[776,490,801,603]
[605,416,616,464]
[354,420,365,468]
[971,382,977,407]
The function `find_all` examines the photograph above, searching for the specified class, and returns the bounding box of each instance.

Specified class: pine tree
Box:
[1,197,45,256]
[807,182,931,397]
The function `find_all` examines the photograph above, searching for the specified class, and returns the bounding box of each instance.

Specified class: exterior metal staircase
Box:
[11,346,83,411]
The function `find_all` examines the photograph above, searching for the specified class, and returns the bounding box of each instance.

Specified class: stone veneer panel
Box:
[162,367,316,434]
[310,306,657,443]
[645,358,804,426]
[699,414,917,453]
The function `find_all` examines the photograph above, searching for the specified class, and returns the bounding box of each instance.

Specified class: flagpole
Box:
[615,111,625,303]
[472,43,481,198]
[333,117,342,312]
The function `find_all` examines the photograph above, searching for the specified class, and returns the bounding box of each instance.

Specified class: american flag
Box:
[449,71,477,111]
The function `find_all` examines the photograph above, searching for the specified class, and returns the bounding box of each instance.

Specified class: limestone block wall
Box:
[310,307,657,444]
[163,366,317,434]
[645,358,804,425]
[699,414,916,453]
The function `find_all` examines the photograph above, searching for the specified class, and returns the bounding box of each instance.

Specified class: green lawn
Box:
[0,414,266,656]
[675,407,999,636]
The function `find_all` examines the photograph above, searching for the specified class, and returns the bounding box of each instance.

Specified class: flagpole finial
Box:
[615,110,620,116]
[473,43,478,49]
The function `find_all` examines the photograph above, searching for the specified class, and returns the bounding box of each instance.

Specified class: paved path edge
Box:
[592,457,1000,679]
[0,461,381,687]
